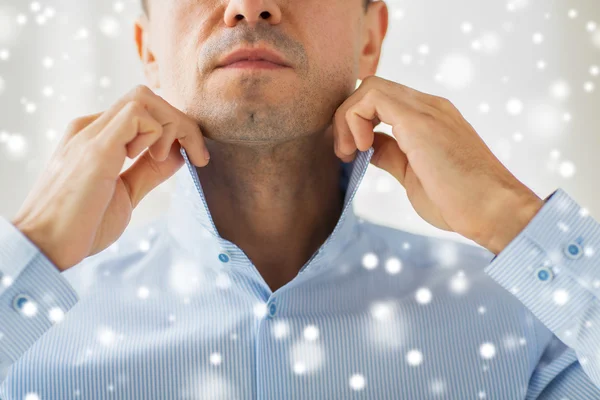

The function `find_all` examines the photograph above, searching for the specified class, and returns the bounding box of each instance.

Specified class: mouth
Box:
[218,59,290,70]
[215,46,292,70]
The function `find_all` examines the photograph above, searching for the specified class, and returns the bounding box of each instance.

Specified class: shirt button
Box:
[268,301,277,318]
[12,294,32,312]
[564,242,583,260]
[535,267,554,282]
[218,250,232,263]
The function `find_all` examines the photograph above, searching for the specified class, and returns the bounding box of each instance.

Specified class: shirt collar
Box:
[165,145,375,274]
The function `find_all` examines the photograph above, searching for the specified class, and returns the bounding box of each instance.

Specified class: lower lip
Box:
[220,60,288,70]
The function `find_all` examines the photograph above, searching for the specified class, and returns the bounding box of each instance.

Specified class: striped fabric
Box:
[1,145,600,399]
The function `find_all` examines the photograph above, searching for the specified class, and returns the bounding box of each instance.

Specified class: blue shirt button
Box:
[218,250,231,263]
[564,242,583,260]
[535,267,554,282]
[12,294,32,312]
[268,301,277,317]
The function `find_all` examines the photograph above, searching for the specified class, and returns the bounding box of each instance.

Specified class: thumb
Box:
[370,131,409,187]
[120,140,185,209]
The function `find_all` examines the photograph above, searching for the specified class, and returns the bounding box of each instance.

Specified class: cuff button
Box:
[564,242,583,260]
[536,267,554,282]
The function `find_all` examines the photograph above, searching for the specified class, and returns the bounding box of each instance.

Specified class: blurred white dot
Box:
[49,307,65,323]
[506,98,523,115]
[215,272,231,290]
[553,289,569,306]
[418,44,430,55]
[0,49,10,61]
[114,2,125,13]
[46,129,57,140]
[449,271,469,294]
[30,2,42,12]
[97,327,116,346]
[42,56,54,68]
[35,14,47,25]
[512,132,523,142]
[478,306,486,314]
[42,86,54,97]
[406,349,423,366]
[25,393,40,400]
[304,325,319,341]
[2,274,13,286]
[461,22,473,33]
[99,76,111,88]
[7,133,27,155]
[293,362,306,374]
[139,239,150,252]
[568,9,578,19]
[550,80,571,100]
[590,65,599,76]
[479,31,502,54]
[22,299,38,317]
[584,81,595,92]
[393,9,405,20]
[75,27,89,40]
[480,342,496,359]
[209,352,222,365]
[253,303,267,318]
[532,32,544,44]
[415,287,432,304]
[558,161,576,178]
[16,14,27,25]
[563,112,572,122]
[370,302,393,321]
[362,252,378,270]
[385,257,402,274]
[25,102,36,113]
[137,286,150,299]
[401,53,413,65]
[437,53,474,90]
[479,102,490,113]
[587,21,597,32]
[272,320,289,339]
[44,7,55,18]
[99,16,121,38]
[349,374,366,390]
[537,60,546,70]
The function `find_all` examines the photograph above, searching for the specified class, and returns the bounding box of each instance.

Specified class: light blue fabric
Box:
[0,145,599,399]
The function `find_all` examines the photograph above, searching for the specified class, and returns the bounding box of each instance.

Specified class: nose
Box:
[224,0,282,27]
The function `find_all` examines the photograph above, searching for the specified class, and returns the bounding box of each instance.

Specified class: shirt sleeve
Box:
[0,216,79,383]
[484,187,600,390]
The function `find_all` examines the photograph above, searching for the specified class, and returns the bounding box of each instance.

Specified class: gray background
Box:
[1,0,599,247]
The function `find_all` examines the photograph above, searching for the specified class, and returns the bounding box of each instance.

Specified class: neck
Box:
[195,126,343,291]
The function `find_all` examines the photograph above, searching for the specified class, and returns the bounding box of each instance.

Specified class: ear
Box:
[358,1,389,80]
[134,14,160,90]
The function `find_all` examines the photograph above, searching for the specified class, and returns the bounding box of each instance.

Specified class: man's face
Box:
[138,1,377,146]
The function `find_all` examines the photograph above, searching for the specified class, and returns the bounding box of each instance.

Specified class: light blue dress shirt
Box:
[1,145,600,399]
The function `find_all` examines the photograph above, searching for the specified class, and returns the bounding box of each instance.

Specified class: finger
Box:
[370,131,409,187]
[82,85,209,167]
[59,112,104,147]
[120,140,185,209]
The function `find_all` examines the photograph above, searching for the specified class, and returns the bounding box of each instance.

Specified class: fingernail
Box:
[204,147,210,160]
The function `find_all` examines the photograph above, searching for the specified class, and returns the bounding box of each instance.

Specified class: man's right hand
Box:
[10,85,211,272]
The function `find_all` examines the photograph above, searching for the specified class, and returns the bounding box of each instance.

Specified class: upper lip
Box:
[216,46,291,68]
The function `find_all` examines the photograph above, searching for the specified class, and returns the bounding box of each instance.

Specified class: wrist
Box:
[483,189,544,255]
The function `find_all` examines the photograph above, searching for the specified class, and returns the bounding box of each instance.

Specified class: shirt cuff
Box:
[484,188,598,345]
[0,216,79,366]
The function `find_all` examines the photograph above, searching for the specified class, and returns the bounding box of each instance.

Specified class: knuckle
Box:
[66,117,88,134]
[130,84,152,99]
[123,100,145,116]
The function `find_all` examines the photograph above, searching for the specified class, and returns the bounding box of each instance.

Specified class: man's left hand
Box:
[332,75,545,255]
